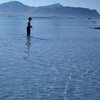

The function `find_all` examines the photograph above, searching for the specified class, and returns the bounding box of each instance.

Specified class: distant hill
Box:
[0,1,33,16]
[0,1,100,18]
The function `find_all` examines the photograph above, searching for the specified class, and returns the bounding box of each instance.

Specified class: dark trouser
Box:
[27,27,31,36]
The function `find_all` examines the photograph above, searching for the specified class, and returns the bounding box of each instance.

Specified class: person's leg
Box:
[27,27,30,36]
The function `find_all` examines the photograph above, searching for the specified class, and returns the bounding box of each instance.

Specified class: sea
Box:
[0,16,100,100]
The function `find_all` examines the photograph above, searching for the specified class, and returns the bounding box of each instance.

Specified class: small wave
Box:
[31,36,48,41]
[64,73,72,100]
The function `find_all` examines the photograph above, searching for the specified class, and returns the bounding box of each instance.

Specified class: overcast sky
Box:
[0,0,100,14]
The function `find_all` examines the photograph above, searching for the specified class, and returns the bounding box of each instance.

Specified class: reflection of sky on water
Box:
[0,17,100,100]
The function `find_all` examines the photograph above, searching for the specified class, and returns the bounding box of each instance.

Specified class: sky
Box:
[0,0,100,14]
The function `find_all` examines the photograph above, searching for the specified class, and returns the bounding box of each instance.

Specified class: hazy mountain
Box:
[30,4,100,18]
[0,1,33,16]
[0,1,99,18]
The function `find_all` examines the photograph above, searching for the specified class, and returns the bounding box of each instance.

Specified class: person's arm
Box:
[30,24,32,28]
[29,22,32,28]
[27,22,32,28]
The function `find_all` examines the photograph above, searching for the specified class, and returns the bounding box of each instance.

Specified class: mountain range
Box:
[0,1,100,18]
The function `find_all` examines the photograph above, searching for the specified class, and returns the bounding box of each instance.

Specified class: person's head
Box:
[28,17,32,21]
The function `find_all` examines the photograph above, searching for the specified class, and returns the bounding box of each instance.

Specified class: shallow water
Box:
[0,17,100,100]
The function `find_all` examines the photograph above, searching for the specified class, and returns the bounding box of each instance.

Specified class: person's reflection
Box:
[24,36,31,62]
[26,36,31,51]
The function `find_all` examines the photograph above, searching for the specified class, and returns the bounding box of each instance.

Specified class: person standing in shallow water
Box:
[27,17,32,36]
